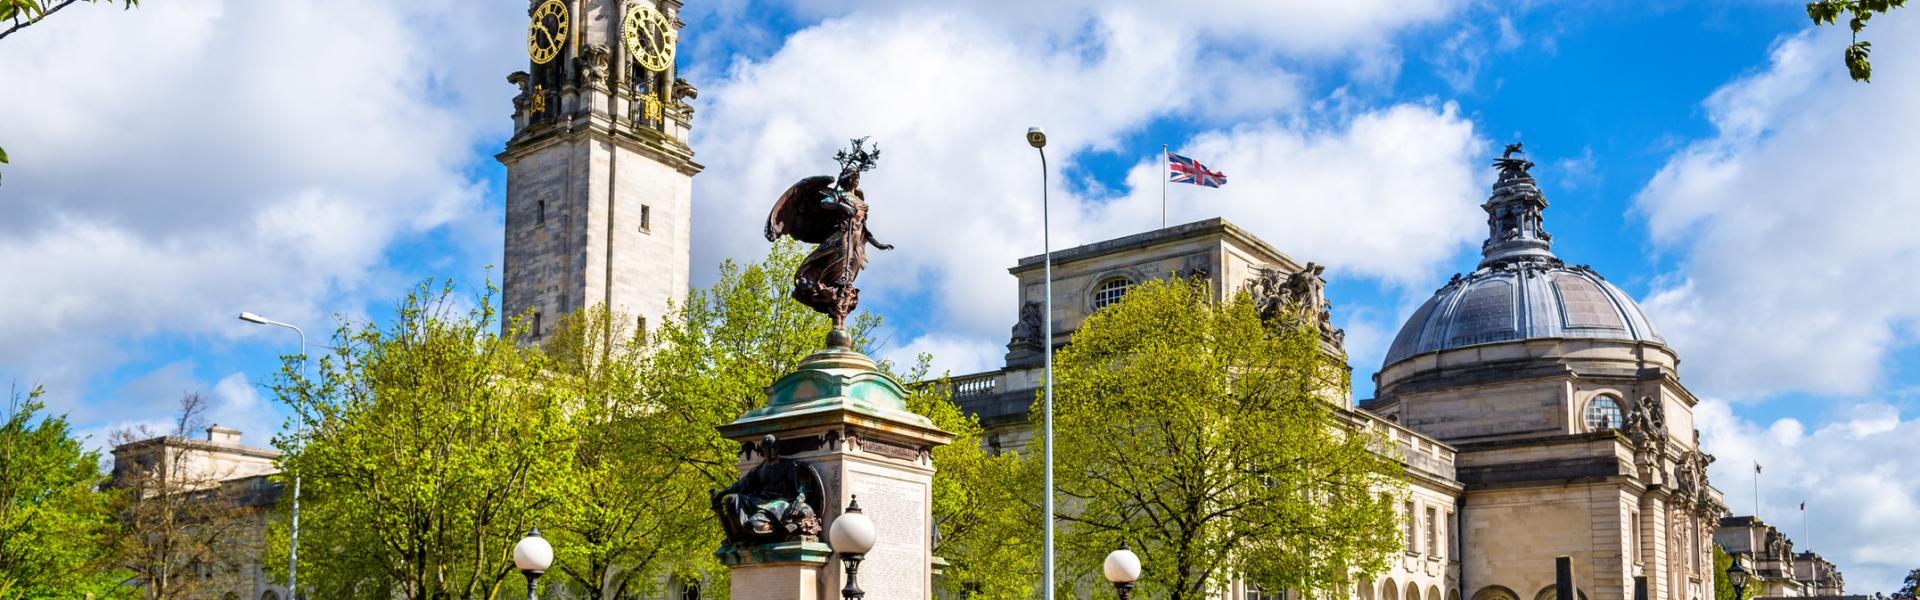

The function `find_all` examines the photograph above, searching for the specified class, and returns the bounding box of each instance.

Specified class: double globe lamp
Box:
[1104,542,1142,599]
[829,495,878,600]
[513,527,554,600]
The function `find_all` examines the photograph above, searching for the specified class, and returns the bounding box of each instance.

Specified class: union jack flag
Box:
[1167,152,1227,188]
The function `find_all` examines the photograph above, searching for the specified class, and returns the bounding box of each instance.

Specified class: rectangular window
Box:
[640,204,652,233]
[533,311,543,337]
[1425,507,1438,556]
[1405,501,1418,553]
[637,316,648,344]
[537,200,546,225]
[1447,511,1457,558]
[1632,511,1643,562]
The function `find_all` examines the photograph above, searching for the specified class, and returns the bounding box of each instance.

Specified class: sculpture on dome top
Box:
[765,137,894,347]
[1494,142,1536,180]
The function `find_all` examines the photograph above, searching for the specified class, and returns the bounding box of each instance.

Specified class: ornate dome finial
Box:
[1479,142,1555,268]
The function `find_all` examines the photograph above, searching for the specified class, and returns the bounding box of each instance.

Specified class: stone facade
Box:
[943,152,1854,600]
[109,427,288,600]
[500,0,701,344]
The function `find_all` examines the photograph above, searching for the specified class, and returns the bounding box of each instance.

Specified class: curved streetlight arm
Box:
[1028,130,1056,600]
[237,311,307,600]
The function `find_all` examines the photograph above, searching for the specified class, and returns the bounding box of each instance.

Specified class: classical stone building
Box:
[109,426,288,600]
[1713,516,1850,598]
[938,151,1861,600]
[499,0,701,343]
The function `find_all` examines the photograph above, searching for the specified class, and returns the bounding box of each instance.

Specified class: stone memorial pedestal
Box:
[717,344,953,600]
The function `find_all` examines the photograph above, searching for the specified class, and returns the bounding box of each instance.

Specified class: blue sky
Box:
[3,0,1918,592]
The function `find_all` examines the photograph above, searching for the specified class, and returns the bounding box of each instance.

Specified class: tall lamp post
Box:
[1025,126,1056,600]
[238,311,305,598]
[513,527,553,600]
[1103,542,1141,599]
[1726,550,1750,600]
[828,495,877,600]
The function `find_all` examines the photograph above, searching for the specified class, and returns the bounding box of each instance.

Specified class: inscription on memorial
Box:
[850,473,925,599]
[861,438,920,462]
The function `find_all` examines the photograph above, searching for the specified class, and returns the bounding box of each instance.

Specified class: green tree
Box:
[0,385,128,599]
[534,308,716,600]
[907,364,1040,600]
[270,281,576,600]
[0,0,138,40]
[1049,278,1404,600]
[1806,0,1908,82]
[1896,567,1919,599]
[109,392,268,600]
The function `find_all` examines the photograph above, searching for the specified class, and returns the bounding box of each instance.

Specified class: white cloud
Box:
[0,0,518,414]
[1634,15,1920,398]
[1697,399,1920,594]
[689,6,1485,377]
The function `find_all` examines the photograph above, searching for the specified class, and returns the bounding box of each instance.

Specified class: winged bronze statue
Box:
[765,137,893,346]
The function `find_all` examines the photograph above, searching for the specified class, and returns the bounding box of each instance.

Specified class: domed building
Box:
[1363,149,1728,600]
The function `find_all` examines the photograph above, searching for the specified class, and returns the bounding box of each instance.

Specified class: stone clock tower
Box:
[500,0,701,342]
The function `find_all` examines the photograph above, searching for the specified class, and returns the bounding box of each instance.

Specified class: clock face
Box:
[527,0,569,65]
[623,5,677,73]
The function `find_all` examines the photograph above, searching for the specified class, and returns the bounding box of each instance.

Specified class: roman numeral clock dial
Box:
[623,5,677,73]
[527,0,569,65]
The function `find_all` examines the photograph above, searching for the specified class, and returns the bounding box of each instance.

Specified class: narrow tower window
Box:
[532,312,543,337]
[637,316,648,344]
[640,204,652,233]
[537,200,547,225]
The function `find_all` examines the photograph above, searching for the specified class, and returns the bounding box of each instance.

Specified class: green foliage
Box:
[1,0,139,35]
[1049,279,1404,600]
[1896,567,1919,599]
[1806,0,1908,82]
[899,359,1039,600]
[1714,545,1735,600]
[271,281,577,600]
[0,386,129,599]
[534,307,718,600]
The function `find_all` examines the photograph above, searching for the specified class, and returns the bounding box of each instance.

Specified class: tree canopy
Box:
[1049,278,1404,600]
[0,385,127,599]
[1806,0,1909,82]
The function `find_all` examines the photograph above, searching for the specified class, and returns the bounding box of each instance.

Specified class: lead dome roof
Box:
[1382,147,1665,368]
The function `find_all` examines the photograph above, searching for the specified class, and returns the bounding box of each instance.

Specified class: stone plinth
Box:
[718,542,832,600]
[717,345,954,600]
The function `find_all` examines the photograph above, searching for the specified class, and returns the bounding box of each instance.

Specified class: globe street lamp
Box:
[829,495,877,600]
[514,527,553,600]
[1026,125,1057,600]
[238,311,306,599]
[1103,542,1141,599]
[1725,550,1750,600]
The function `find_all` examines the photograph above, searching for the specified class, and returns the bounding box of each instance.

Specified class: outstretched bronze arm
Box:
[866,227,893,251]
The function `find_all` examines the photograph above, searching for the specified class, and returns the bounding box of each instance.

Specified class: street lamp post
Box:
[1025,126,1055,600]
[1103,542,1141,599]
[238,311,306,599]
[829,495,877,600]
[1726,549,1750,600]
[513,527,553,600]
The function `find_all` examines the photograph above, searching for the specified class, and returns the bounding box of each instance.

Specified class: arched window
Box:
[1091,277,1132,310]
[1584,395,1625,431]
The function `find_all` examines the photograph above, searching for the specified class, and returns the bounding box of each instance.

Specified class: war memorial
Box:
[83,1,1880,600]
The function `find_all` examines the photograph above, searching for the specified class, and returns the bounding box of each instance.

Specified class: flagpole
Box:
[1161,144,1169,229]
[1754,461,1761,521]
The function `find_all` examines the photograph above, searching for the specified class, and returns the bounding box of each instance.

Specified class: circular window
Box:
[1091,277,1132,310]
[1584,395,1625,431]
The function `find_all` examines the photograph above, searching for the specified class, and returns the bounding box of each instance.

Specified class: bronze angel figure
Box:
[765,137,893,344]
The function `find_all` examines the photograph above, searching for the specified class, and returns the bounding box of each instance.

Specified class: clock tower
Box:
[500,0,700,342]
